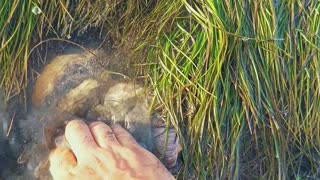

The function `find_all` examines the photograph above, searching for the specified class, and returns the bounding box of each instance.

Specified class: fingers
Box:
[49,148,76,177]
[111,124,139,147]
[65,120,98,161]
[89,122,120,149]
[65,120,139,157]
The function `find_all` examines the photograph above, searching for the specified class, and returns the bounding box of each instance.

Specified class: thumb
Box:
[49,147,77,178]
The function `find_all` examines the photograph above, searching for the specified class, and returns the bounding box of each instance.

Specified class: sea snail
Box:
[27,50,181,178]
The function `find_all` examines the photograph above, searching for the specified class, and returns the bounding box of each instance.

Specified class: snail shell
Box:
[32,51,108,108]
[26,50,181,178]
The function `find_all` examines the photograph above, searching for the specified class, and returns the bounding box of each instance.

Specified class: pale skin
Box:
[49,120,175,180]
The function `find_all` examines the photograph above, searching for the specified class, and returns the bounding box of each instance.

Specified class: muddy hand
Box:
[49,120,175,180]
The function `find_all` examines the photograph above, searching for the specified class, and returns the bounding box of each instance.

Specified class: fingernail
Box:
[66,119,85,126]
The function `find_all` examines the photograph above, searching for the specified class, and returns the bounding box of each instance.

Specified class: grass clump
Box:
[144,0,320,179]
[0,1,39,100]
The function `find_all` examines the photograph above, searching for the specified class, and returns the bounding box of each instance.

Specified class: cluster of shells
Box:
[21,50,181,179]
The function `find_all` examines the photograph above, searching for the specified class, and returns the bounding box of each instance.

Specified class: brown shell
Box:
[32,51,107,108]
[26,51,181,179]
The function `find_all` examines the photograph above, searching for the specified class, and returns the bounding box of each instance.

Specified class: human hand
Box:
[49,120,175,180]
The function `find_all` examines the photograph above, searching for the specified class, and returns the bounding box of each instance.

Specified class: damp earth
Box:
[0,41,181,179]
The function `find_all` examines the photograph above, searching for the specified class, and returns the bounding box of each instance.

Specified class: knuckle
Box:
[117,133,137,145]
[89,121,106,129]
[111,124,126,132]
[91,122,111,132]
[117,133,134,142]
[104,130,115,138]
[66,120,85,130]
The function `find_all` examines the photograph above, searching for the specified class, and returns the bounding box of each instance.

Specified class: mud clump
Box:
[19,50,181,179]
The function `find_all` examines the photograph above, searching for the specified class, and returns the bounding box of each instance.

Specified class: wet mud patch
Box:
[0,37,181,179]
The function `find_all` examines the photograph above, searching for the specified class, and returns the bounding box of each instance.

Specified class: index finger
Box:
[65,120,98,161]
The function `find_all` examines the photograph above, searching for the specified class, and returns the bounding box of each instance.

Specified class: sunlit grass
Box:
[0,0,39,101]
[144,0,320,179]
[1,0,319,179]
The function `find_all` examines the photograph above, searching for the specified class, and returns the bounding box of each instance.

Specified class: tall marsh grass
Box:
[0,1,38,100]
[146,0,320,179]
[1,0,319,179]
